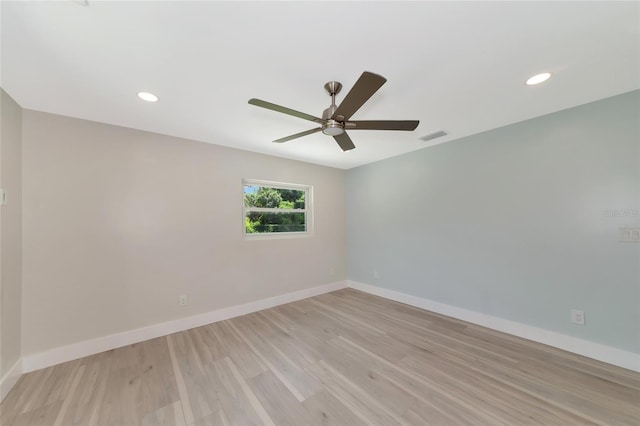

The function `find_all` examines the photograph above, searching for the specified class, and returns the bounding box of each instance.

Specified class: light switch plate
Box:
[0,189,6,206]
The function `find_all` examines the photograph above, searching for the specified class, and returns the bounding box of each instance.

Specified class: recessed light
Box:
[526,72,551,86]
[137,92,158,102]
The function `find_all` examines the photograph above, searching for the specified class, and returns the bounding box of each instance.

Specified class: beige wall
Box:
[0,89,23,378]
[21,110,347,357]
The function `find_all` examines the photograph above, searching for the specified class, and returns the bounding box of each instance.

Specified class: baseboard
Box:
[20,279,638,376]
[1,358,23,402]
[348,280,640,373]
[22,280,348,373]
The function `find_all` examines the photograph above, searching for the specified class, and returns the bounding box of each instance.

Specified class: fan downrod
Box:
[322,81,344,135]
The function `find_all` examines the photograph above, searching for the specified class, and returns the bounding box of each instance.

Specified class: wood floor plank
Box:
[186,326,228,366]
[320,337,416,418]
[9,400,64,426]
[95,364,143,425]
[84,351,114,426]
[204,357,274,426]
[248,370,317,426]
[228,317,323,402]
[402,406,461,426]
[257,306,300,334]
[1,364,54,424]
[141,401,186,426]
[301,389,368,426]
[138,337,183,419]
[223,357,275,426]
[330,335,505,425]
[55,360,101,426]
[400,351,594,425]
[253,311,322,369]
[191,409,230,426]
[210,321,267,379]
[305,360,403,426]
[166,333,198,425]
[307,296,388,335]
[2,288,638,425]
[52,364,85,426]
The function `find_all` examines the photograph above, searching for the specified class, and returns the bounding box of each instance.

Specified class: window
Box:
[242,179,313,238]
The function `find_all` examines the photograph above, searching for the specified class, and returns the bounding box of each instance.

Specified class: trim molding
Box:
[22,280,348,374]
[1,358,23,402]
[348,280,640,373]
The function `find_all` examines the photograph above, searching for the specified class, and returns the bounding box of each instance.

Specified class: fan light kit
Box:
[137,92,158,102]
[249,71,419,151]
[526,72,551,86]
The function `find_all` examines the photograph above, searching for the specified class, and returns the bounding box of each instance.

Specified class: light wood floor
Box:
[2,289,639,425]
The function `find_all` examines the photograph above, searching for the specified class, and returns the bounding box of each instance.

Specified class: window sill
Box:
[243,231,314,241]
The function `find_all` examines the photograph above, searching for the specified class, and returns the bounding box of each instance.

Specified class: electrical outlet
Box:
[373,270,380,279]
[619,227,640,242]
[179,295,188,306]
[571,309,585,325]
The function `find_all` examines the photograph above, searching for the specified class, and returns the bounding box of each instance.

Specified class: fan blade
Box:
[333,132,356,151]
[274,127,322,143]
[249,98,322,123]
[332,71,387,121]
[345,120,419,131]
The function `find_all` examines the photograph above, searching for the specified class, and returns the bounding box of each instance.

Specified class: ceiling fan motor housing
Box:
[322,98,345,136]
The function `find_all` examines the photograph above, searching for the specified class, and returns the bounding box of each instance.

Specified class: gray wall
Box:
[21,111,347,356]
[347,90,640,353]
[0,89,23,378]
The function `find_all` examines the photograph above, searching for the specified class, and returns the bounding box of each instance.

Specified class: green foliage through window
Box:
[243,182,309,235]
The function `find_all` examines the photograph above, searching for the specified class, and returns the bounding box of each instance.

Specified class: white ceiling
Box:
[2,1,639,169]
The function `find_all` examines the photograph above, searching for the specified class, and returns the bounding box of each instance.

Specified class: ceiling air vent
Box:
[419,130,447,142]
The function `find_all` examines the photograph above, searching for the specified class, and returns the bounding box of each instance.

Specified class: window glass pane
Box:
[277,189,305,209]
[245,211,306,233]
[243,185,305,209]
[242,180,311,237]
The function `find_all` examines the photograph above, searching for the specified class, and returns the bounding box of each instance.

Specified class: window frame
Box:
[242,178,314,240]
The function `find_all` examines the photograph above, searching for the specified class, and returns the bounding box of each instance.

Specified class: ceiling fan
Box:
[248,71,419,151]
